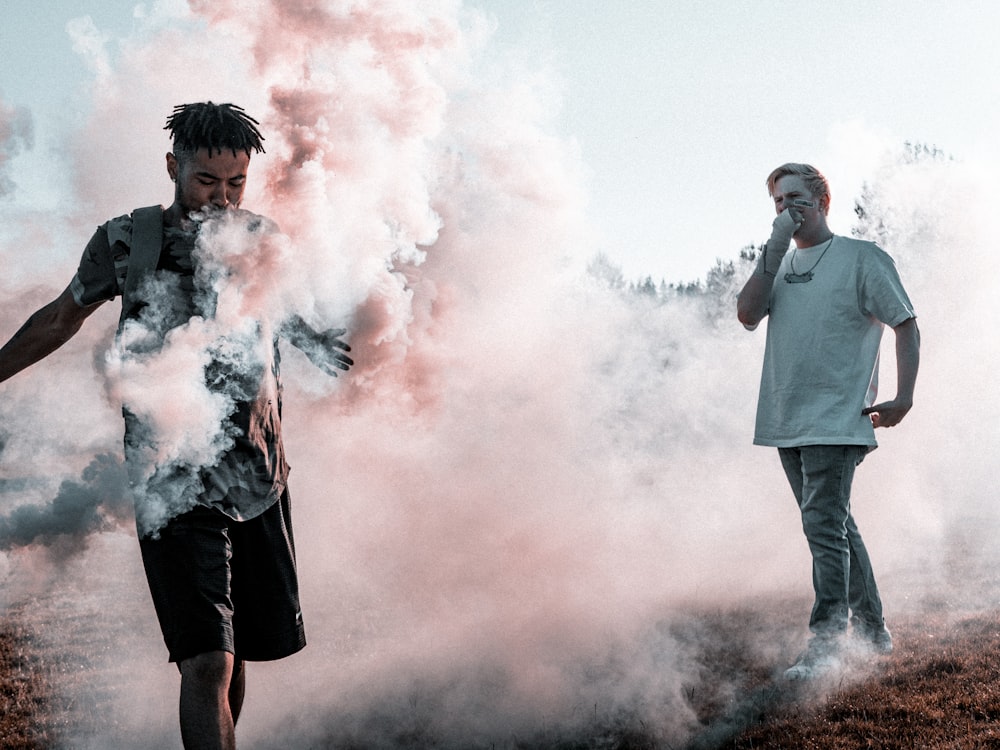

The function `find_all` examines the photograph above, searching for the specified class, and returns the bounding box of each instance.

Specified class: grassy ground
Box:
[688,611,1000,749]
[0,605,56,749]
[3,521,1000,748]
[6,594,1000,748]
[0,542,174,749]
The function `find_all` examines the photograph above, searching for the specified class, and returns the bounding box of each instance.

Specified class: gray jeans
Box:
[778,445,884,636]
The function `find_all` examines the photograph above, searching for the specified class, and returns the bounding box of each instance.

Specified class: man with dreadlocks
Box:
[0,102,353,749]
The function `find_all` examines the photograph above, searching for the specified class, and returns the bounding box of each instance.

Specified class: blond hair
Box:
[766,163,830,209]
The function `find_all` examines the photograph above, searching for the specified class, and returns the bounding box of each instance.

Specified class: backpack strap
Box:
[119,205,164,326]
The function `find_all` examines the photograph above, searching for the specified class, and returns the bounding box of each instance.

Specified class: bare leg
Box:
[229,658,246,726]
[179,651,237,750]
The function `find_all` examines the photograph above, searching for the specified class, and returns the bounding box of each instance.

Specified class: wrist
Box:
[762,241,788,276]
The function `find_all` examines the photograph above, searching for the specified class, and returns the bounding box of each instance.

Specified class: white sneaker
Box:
[853,622,893,655]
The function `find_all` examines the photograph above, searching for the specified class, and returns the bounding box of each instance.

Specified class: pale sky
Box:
[2,0,998,283]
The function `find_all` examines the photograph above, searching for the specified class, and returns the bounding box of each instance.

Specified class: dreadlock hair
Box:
[165,102,265,160]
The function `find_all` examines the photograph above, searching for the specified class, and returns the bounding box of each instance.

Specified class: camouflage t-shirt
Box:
[70,209,289,528]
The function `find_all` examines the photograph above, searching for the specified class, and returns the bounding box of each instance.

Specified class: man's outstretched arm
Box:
[280,314,354,377]
[0,286,104,384]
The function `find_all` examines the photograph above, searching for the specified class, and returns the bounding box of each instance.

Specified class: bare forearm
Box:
[894,317,920,403]
[0,288,100,384]
[0,309,75,384]
[738,216,798,328]
[737,272,774,328]
[861,317,920,429]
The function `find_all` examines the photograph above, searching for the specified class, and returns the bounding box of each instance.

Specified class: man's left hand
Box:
[304,327,354,377]
[862,399,912,428]
[283,316,354,377]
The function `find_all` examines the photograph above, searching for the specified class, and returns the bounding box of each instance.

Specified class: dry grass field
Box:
[4,589,1000,748]
[1,519,998,748]
[0,607,55,749]
[689,610,1000,749]
[0,594,145,749]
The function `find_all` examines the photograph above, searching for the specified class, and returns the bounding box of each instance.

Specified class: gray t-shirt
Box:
[753,235,916,447]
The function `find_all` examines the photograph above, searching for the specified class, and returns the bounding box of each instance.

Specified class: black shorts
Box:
[138,489,306,663]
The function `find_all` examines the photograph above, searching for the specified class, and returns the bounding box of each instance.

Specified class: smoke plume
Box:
[0,2,992,747]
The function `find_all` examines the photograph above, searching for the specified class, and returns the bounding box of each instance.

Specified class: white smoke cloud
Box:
[848,146,1000,561]
[105,208,298,534]
[0,1,992,747]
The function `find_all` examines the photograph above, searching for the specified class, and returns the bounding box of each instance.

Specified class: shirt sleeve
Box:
[69,215,131,307]
[859,245,916,327]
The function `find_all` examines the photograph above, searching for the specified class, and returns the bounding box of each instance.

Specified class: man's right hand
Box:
[763,208,802,276]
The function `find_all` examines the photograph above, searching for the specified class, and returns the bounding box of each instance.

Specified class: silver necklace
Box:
[784,236,835,284]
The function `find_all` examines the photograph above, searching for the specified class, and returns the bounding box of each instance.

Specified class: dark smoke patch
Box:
[0,454,131,561]
[246,621,720,749]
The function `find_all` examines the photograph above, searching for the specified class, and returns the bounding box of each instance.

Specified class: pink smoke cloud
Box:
[1,1,990,747]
